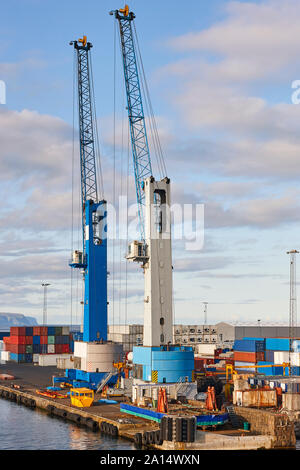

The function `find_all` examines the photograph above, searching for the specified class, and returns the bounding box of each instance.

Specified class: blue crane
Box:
[110,6,153,244]
[69,36,107,343]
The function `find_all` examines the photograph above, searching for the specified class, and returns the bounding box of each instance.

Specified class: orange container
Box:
[234,351,265,363]
[40,336,48,345]
[33,327,41,336]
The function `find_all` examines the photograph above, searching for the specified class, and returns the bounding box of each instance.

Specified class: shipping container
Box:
[48,336,55,344]
[33,344,40,354]
[265,338,290,352]
[25,345,33,354]
[9,336,26,345]
[10,327,26,336]
[40,336,48,345]
[25,327,33,336]
[33,327,41,336]
[33,354,39,363]
[47,327,56,336]
[55,327,62,336]
[40,327,48,336]
[25,353,32,363]
[48,344,55,354]
[8,344,25,354]
[55,344,63,354]
[233,351,264,363]
[40,344,47,354]
[234,339,264,352]
[25,336,33,345]
[33,335,40,345]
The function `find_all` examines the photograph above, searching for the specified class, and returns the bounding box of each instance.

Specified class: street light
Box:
[41,283,50,326]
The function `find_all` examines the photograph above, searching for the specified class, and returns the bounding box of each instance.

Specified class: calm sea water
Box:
[0,399,135,450]
[1,398,299,450]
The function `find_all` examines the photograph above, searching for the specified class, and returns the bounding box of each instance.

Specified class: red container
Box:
[8,344,26,354]
[55,344,63,354]
[40,336,48,345]
[25,336,33,344]
[62,344,69,353]
[33,327,41,336]
[9,336,26,345]
[10,327,26,336]
[3,336,10,343]
[40,327,48,336]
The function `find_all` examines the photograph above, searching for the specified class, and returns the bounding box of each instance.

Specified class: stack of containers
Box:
[233,338,265,373]
[3,325,72,363]
[258,338,299,376]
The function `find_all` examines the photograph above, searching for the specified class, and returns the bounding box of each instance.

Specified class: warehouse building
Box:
[108,322,300,353]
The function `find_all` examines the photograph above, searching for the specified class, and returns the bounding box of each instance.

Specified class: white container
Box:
[290,352,300,366]
[1,351,10,361]
[197,344,217,355]
[48,344,55,354]
[33,354,39,363]
[62,326,70,335]
[274,351,290,364]
[39,353,72,367]
[57,356,74,369]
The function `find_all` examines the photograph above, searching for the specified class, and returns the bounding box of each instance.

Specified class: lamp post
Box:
[41,283,50,326]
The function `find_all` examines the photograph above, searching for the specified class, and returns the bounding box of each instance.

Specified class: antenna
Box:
[287,249,299,375]
[203,302,208,325]
[41,283,50,326]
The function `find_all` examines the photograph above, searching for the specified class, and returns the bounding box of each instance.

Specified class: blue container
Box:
[257,361,273,375]
[40,344,47,354]
[33,344,40,354]
[47,326,56,336]
[265,350,275,362]
[33,335,40,345]
[62,335,69,344]
[234,339,264,352]
[25,353,32,363]
[265,338,290,351]
[25,327,33,336]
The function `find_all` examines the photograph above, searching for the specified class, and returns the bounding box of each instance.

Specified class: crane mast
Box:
[69,36,107,343]
[111,6,173,348]
[111,6,152,244]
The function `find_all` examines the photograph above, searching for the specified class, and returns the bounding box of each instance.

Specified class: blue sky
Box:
[1,0,300,327]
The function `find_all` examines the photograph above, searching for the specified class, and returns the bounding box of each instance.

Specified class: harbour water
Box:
[0,399,135,450]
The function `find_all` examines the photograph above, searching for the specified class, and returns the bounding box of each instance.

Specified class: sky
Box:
[1,0,300,327]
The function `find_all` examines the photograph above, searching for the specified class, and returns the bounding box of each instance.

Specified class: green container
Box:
[243,422,250,431]
[55,327,62,336]
[48,335,55,344]
[25,345,33,354]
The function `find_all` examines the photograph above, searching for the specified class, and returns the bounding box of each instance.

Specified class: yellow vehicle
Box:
[70,388,94,408]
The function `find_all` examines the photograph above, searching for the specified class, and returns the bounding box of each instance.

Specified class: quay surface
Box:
[0,363,296,450]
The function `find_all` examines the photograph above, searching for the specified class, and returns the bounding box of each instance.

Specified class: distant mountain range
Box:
[0,312,38,330]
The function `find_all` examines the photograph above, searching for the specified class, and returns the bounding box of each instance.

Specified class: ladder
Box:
[96,370,118,394]
[226,405,240,429]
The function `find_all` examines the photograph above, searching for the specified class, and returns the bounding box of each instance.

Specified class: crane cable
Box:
[132,23,167,179]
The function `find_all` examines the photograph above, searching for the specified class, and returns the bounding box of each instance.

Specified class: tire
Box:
[86,418,98,432]
[134,433,142,448]
[142,432,149,445]
[154,430,163,446]
[111,425,118,438]
[47,404,55,414]
[148,431,155,444]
